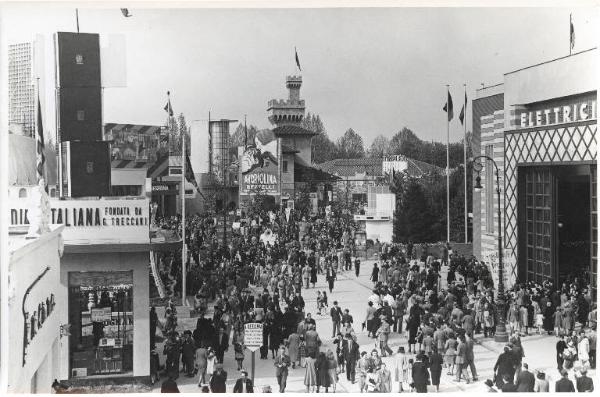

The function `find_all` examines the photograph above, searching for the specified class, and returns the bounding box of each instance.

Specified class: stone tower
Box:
[267,75,305,126]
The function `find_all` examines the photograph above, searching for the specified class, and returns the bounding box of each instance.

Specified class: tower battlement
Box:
[268,75,306,127]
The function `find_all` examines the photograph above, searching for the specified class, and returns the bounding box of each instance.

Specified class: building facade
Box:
[473,49,597,293]
[7,225,64,393]
[8,42,35,137]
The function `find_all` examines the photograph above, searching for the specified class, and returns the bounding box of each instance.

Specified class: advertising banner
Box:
[239,130,280,196]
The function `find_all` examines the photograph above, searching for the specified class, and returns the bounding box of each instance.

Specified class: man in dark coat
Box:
[274,346,291,393]
[164,332,181,380]
[556,335,567,370]
[493,346,516,388]
[412,353,430,393]
[181,331,197,377]
[210,363,228,393]
[330,301,343,337]
[233,370,254,393]
[576,368,594,392]
[342,309,354,325]
[555,369,575,392]
[342,334,360,383]
[515,363,535,392]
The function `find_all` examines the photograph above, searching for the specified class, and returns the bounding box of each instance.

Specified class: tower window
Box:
[77,110,85,121]
[283,161,288,173]
[75,54,84,64]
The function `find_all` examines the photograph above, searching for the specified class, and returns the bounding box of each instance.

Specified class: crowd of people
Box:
[149,206,596,393]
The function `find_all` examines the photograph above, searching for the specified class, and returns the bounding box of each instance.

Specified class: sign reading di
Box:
[244,322,264,352]
[8,197,150,245]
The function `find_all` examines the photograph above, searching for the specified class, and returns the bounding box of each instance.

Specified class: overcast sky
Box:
[2,5,598,146]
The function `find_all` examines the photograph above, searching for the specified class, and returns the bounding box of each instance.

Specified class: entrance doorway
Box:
[556,165,591,287]
[518,164,594,291]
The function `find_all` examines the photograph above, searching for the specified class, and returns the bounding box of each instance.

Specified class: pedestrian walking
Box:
[355,259,361,277]
[304,353,318,393]
[195,346,208,386]
[326,349,339,393]
[343,334,360,383]
[274,346,290,393]
[376,362,392,392]
[330,301,343,337]
[209,363,227,393]
[429,346,443,392]
[376,316,394,357]
[316,352,331,393]
[412,353,430,393]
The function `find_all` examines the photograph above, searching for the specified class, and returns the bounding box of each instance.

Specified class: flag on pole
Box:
[570,14,575,52]
[36,93,47,191]
[443,91,454,121]
[121,8,132,17]
[295,47,302,72]
[459,91,467,125]
[164,91,174,116]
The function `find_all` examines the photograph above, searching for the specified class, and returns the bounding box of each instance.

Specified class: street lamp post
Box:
[471,155,509,343]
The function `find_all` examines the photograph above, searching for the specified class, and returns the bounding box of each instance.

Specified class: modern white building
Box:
[473,48,597,292]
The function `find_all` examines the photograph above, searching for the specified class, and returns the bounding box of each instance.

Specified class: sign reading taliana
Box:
[9,198,150,245]
[244,322,264,352]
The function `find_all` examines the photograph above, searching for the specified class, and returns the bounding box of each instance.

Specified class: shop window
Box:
[50,188,56,198]
[68,271,134,378]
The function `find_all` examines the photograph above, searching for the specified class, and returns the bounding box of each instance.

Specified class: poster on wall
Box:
[91,307,112,322]
[239,130,280,196]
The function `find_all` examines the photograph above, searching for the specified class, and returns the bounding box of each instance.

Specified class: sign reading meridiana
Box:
[9,198,150,245]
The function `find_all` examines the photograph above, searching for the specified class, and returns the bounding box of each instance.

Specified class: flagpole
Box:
[244,114,248,148]
[36,77,46,190]
[76,9,80,33]
[446,85,450,244]
[463,84,468,244]
[178,92,188,307]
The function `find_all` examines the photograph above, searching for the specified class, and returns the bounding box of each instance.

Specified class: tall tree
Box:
[301,112,338,164]
[368,135,390,158]
[336,128,365,159]
[229,123,258,149]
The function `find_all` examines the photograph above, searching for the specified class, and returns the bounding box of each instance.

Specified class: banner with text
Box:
[9,198,150,245]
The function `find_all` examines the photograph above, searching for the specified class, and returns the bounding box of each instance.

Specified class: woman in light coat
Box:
[304,353,318,392]
[287,332,300,369]
[394,346,410,392]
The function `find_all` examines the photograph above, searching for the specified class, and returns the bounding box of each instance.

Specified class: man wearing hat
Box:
[233,370,254,393]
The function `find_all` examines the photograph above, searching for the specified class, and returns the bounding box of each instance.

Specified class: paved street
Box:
[152,260,594,393]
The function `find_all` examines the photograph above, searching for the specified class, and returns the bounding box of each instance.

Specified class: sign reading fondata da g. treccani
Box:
[9,198,150,245]
[243,322,264,351]
[239,129,279,196]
